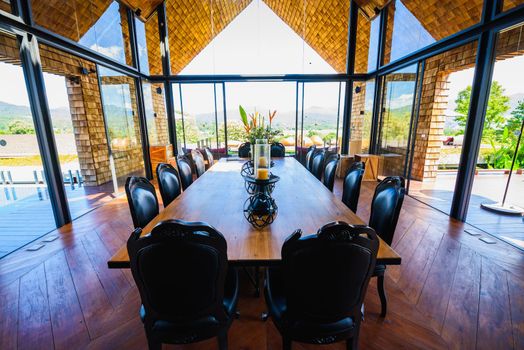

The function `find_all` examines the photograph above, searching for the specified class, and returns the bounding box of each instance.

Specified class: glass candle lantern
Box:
[254,139,270,180]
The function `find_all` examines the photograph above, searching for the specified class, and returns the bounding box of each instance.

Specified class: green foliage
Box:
[454,81,510,143]
[6,119,35,134]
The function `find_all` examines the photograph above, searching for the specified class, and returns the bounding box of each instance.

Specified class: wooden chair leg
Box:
[282,336,292,350]
[218,331,228,350]
[377,275,387,317]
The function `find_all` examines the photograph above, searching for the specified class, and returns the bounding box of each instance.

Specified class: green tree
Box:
[7,119,35,134]
[508,100,524,133]
[454,81,510,144]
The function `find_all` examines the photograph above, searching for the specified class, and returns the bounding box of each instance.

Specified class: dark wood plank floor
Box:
[0,179,523,349]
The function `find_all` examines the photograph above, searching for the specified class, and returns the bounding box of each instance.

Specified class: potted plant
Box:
[239,105,282,157]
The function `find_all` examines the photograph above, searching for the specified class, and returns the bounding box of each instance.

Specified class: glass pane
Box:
[167,0,348,75]
[301,82,346,153]
[172,83,184,153]
[39,43,117,219]
[142,81,169,147]
[225,82,297,155]
[177,84,218,151]
[383,0,482,65]
[135,12,163,75]
[0,31,56,258]
[214,83,227,157]
[468,24,524,249]
[407,41,478,215]
[502,0,524,12]
[377,64,418,178]
[98,66,144,189]
[350,80,375,154]
[0,0,12,13]
[32,0,133,65]
[355,12,381,73]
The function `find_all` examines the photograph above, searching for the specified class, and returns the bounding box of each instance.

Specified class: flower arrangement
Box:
[239,105,282,144]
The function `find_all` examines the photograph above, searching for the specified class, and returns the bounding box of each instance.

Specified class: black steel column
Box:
[19,33,71,226]
[157,3,178,154]
[450,0,498,220]
[341,0,359,154]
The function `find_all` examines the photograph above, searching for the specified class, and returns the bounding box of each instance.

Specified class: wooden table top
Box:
[108,157,401,268]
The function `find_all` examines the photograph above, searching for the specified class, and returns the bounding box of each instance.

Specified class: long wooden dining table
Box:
[108,157,401,268]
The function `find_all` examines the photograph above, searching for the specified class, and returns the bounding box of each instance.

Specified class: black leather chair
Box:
[238,142,251,158]
[310,150,325,181]
[323,154,339,192]
[176,156,193,191]
[156,163,182,207]
[341,162,365,213]
[128,220,239,350]
[369,176,405,317]
[200,147,215,169]
[270,142,286,157]
[305,145,316,171]
[264,222,379,350]
[190,149,206,178]
[125,176,159,229]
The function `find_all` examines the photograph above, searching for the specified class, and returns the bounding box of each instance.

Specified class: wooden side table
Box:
[355,154,379,181]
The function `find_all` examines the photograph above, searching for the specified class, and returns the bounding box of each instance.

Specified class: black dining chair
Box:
[156,163,182,207]
[176,156,193,191]
[125,176,159,229]
[264,222,379,350]
[323,154,339,192]
[127,219,239,350]
[310,150,325,181]
[270,142,286,157]
[369,176,405,317]
[238,142,251,158]
[190,149,206,178]
[341,162,365,213]
[305,145,316,171]
[200,147,215,169]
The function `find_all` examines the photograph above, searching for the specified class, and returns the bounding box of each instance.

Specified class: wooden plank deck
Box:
[0,178,522,349]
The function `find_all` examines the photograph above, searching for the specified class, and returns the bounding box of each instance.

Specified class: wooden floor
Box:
[0,179,523,349]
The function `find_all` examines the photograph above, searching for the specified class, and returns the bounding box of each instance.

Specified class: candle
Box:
[257,168,269,180]
[258,156,268,167]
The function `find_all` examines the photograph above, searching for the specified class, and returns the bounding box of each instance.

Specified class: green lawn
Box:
[0,154,78,167]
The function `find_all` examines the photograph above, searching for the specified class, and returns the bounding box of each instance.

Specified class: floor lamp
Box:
[481,117,524,215]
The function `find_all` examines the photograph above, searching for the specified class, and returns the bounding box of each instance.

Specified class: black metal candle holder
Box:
[242,174,280,228]
[240,161,276,194]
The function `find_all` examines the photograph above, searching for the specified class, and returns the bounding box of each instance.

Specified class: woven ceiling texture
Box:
[27,0,524,75]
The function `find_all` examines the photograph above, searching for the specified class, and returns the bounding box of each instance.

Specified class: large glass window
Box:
[383,0,482,65]
[355,12,381,73]
[39,43,118,220]
[468,24,524,249]
[350,80,375,154]
[225,82,297,155]
[407,41,478,215]
[0,31,55,258]
[167,0,349,75]
[98,66,145,188]
[32,0,133,65]
[134,13,163,75]
[143,81,169,147]
[300,82,346,154]
[377,64,418,178]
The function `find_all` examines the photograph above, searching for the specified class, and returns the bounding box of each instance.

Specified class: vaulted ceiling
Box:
[26,0,524,75]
